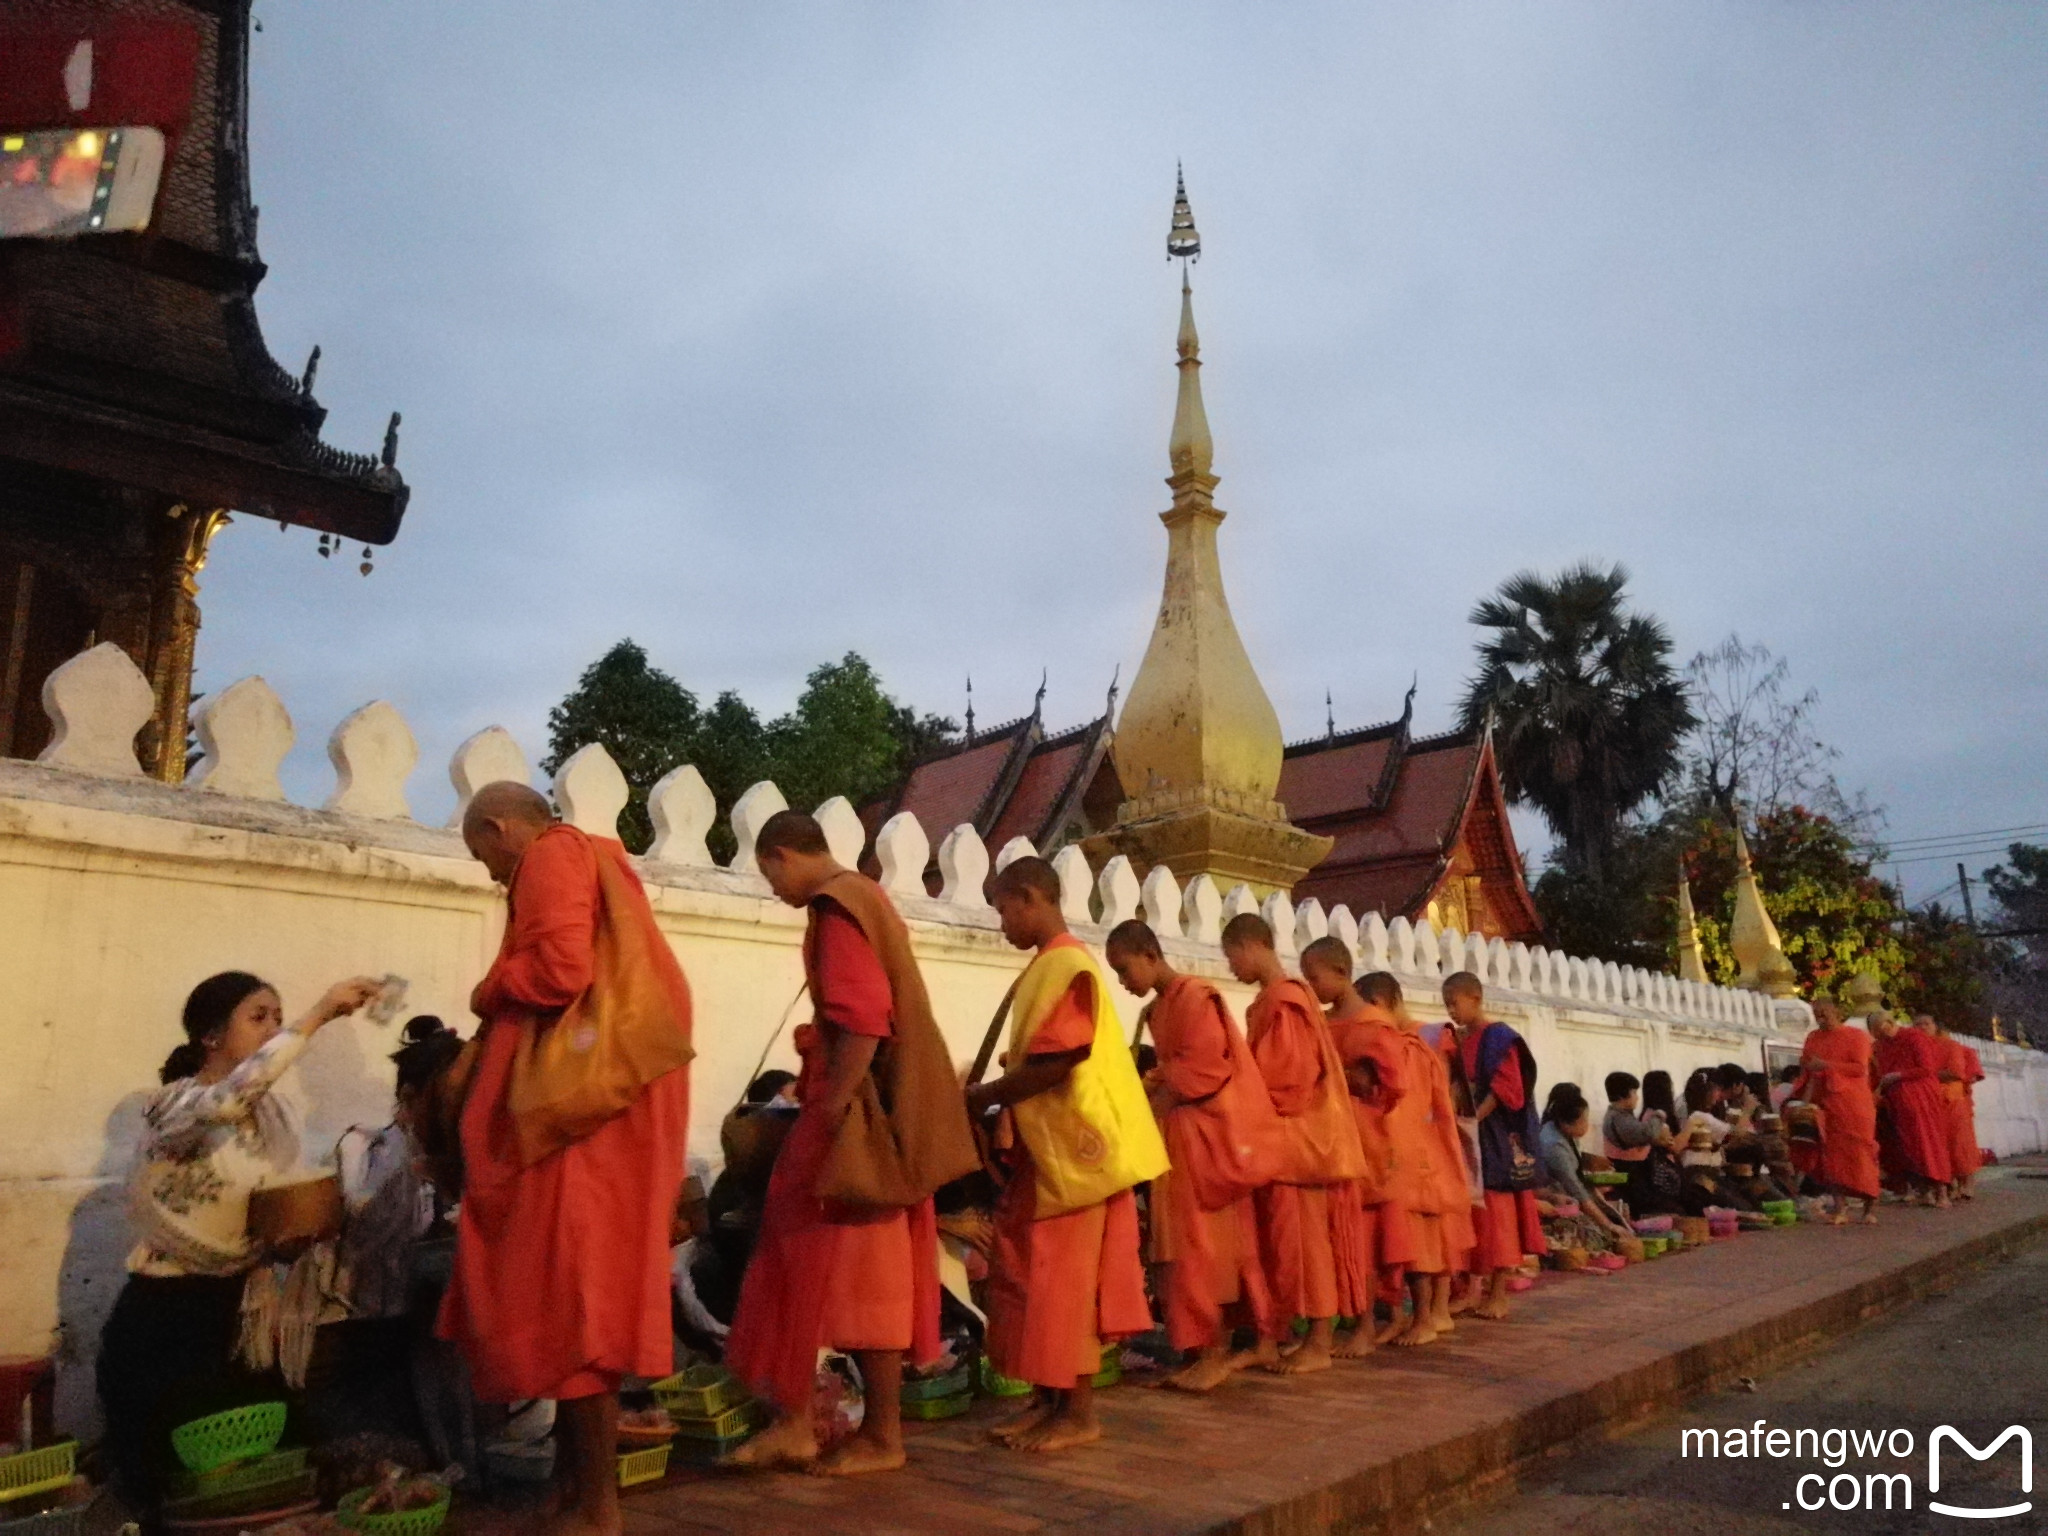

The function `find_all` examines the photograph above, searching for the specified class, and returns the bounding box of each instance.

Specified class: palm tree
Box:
[1459,562,1695,880]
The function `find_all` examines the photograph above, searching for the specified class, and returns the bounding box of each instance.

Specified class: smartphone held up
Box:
[0,125,163,239]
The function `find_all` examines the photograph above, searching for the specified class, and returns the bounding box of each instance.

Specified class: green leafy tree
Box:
[1892,903,1991,1033]
[1460,562,1695,880]
[542,640,698,851]
[764,654,910,815]
[1531,815,1689,972]
[543,644,953,862]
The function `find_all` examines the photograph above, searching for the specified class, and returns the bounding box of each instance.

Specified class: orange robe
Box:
[1940,1039,1985,1178]
[1245,978,1350,1329]
[1793,1024,1880,1201]
[1325,1006,1404,1309]
[1375,1025,1475,1278]
[1145,976,1276,1351]
[725,901,942,1415]
[985,936,1153,1389]
[1874,1027,1953,1187]
[438,826,691,1402]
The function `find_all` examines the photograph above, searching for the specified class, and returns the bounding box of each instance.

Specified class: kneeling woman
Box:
[98,970,381,1512]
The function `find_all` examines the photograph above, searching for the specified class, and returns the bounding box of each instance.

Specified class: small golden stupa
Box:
[1087,172,1331,896]
[1729,823,1798,997]
[1674,863,1710,984]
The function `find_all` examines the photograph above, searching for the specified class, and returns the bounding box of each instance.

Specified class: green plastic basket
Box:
[615,1445,671,1489]
[978,1358,1031,1399]
[170,1448,309,1503]
[900,1363,972,1403]
[672,1401,763,1442]
[981,1346,1120,1398]
[336,1483,449,1536]
[0,1446,75,1508]
[170,1403,287,1474]
[901,1391,972,1422]
[647,1364,743,1420]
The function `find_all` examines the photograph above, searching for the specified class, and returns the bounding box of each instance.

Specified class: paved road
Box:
[1437,1191,2048,1536]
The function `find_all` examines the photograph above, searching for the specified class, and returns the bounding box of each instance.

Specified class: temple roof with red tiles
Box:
[1282,699,1543,942]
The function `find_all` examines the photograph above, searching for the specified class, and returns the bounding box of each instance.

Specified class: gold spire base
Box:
[1084,784,1332,900]
[1736,957,1801,999]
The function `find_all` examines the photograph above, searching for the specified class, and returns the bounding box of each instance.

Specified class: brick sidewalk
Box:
[585,1174,2047,1536]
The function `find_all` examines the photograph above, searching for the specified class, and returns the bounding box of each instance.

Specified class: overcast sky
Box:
[202,2,2046,903]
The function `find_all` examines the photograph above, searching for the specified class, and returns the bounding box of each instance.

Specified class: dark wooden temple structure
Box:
[867,688,1544,943]
[0,1,409,776]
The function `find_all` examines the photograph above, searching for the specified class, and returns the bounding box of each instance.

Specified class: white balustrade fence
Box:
[19,642,1815,1028]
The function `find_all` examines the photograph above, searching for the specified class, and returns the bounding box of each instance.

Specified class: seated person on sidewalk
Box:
[1537,1085,1630,1254]
[1601,1072,1682,1217]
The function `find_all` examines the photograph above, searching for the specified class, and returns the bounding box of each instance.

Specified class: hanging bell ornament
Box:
[360,545,374,577]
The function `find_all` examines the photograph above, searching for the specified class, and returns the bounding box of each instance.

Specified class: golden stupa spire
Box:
[1168,272,1214,480]
[1092,171,1330,894]
[1674,862,1709,984]
[1729,822,1798,997]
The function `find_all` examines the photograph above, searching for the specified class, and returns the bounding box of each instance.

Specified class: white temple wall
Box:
[3,645,2044,1432]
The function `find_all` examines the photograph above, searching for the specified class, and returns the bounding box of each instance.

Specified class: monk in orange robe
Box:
[441,783,691,1536]
[1106,919,1278,1392]
[1445,972,1543,1322]
[1927,1018,1985,1199]
[1351,972,1473,1345]
[1221,912,1366,1375]
[1871,1012,1953,1205]
[726,811,975,1475]
[1299,937,1397,1360]
[1793,998,1881,1223]
[972,858,1160,1452]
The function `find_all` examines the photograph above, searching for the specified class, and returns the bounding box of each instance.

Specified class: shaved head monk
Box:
[726,810,976,1475]
[440,781,693,1536]
[973,857,1166,1451]
[1443,972,1543,1323]
[1926,1017,1985,1201]
[1221,913,1366,1374]
[1106,919,1278,1392]
[1793,998,1881,1224]
[1353,971,1472,1346]
[1299,937,1397,1359]
[1870,1012,1954,1207]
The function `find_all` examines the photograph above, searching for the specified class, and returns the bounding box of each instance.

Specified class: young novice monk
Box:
[726,811,977,1474]
[1106,919,1279,1392]
[1299,937,1397,1359]
[1220,913,1365,1374]
[1357,971,1472,1346]
[972,858,1167,1450]
[1444,972,1544,1322]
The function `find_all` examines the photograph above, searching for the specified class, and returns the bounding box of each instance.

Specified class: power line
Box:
[1890,844,2031,866]
[1882,821,2048,851]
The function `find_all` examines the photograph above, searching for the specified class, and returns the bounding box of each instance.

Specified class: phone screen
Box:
[0,126,163,239]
